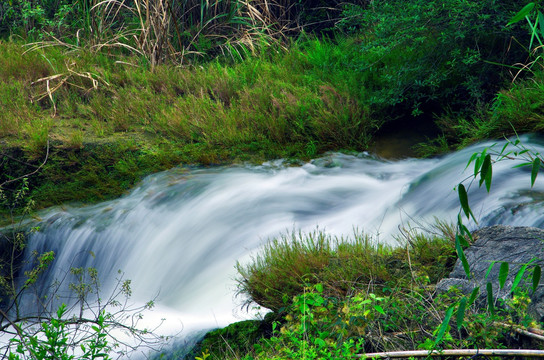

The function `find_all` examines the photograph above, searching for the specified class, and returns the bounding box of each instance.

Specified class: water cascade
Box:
[12,135,544,355]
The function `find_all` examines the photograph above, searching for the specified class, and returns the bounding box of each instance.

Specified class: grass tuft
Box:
[235,227,457,312]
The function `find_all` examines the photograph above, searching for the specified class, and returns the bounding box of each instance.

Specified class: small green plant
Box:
[0,176,168,358]
[9,303,112,360]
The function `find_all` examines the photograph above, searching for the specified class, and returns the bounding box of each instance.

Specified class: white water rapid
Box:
[14,135,544,356]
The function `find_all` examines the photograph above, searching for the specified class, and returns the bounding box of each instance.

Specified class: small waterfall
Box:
[11,135,544,354]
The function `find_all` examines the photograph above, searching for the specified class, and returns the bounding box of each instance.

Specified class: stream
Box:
[11,134,544,357]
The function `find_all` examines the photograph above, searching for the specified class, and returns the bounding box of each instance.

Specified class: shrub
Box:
[306,0,531,125]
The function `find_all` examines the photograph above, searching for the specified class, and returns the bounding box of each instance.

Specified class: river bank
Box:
[2,0,543,211]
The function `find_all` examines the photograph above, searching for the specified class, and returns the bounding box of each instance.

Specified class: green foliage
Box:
[9,304,112,360]
[0,177,166,358]
[432,134,544,353]
[332,0,528,119]
[218,277,540,359]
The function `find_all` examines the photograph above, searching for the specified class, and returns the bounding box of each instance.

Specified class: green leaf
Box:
[457,219,474,243]
[533,265,541,292]
[465,152,479,170]
[458,184,475,221]
[531,158,540,187]
[487,282,495,316]
[374,305,385,315]
[468,286,480,305]
[506,2,535,26]
[513,161,533,168]
[512,264,529,294]
[315,283,323,293]
[456,297,467,331]
[485,261,496,280]
[539,11,544,40]
[456,235,471,279]
[499,262,509,290]
[484,162,492,192]
[314,337,327,348]
[479,154,492,192]
[435,305,454,345]
[499,142,509,155]
[474,150,486,177]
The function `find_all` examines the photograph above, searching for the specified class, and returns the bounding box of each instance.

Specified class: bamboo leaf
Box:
[485,261,496,280]
[512,264,529,293]
[468,286,480,305]
[465,152,479,170]
[487,282,495,316]
[533,265,541,292]
[456,235,471,279]
[513,162,533,168]
[499,142,509,155]
[456,297,467,331]
[457,219,473,243]
[435,305,454,345]
[479,154,491,189]
[499,262,509,290]
[474,150,486,177]
[539,11,544,42]
[531,158,540,187]
[484,162,492,192]
[458,184,475,221]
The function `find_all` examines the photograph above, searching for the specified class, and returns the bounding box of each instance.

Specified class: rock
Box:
[436,225,544,319]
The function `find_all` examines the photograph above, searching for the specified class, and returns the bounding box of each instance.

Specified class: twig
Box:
[361,349,544,358]
[494,321,544,342]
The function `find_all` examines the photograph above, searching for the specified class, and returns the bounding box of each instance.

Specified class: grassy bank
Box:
[2,0,544,209]
[183,226,543,360]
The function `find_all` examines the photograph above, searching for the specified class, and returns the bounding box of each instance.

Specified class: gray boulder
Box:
[436,225,544,319]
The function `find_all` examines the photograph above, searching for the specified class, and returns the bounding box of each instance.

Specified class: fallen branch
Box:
[360,349,544,358]
[510,325,544,342]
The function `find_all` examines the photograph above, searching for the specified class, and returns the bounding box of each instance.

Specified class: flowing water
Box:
[12,135,544,356]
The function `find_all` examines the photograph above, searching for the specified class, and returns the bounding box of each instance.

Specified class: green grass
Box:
[235,227,457,313]
[1,0,543,208]
[0,39,378,208]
